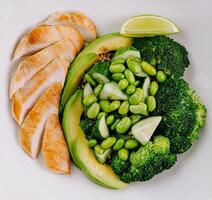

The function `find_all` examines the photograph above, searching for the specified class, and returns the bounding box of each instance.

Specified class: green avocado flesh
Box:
[59,33,133,113]
[62,90,128,189]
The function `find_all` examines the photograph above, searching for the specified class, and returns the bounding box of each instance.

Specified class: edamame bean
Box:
[125,139,139,149]
[94,145,104,154]
[97,112,107,119]
[112,58,125,64]
[109,64,125,73]
[146,96,156,112]
[87,103,100,119]
[85,74,96,86]
[110,100,121,111]
[130,103,147,115]
[101,136,116,149]
[124,69,135,84]
[112,73,125,81]
[88,139,97,147]
[118,148,129,161]
[106,115,115,125]
[113,138,125,151]
[130,114,141,124]
[149,81,159,96]
[126,84,136,95]
[127,58,142,74]
[94,84,103,96]
[118,79,129,90]
[111,119,121,130]
[99,100,110,113]
[156,71,167,82]
[134,80,140,87]
[116,117,132,134]
[141,61,157,76]
[129,89,144,105]
[118,101,129,115]
[83,94,97,106]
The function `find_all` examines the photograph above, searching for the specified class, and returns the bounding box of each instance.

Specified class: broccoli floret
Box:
[132,36,190,78]
[111,136,177,183]
[88,61,110,78]
[154,78,207,153]
[80,117,106,141]
[80,117,95,138]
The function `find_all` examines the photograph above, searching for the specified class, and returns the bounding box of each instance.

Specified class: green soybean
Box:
[118,79,129,90]
[112,73,125,81]
[85,74,96,86]
[125,139,139,149]
[112,58,125,64]
[118,101,129,115]
[109,64,125,73]
[129,89,144,105]
[94,145,104,154]
[149,81,159,96]
[130,103,147,115]
[83,94,97,106]
[124,69,135,84]
[94,84,103,96]
[111,119,121,130]
[126,84,136,95]
[156,71,167,82]
[118,148,129,161]
[127,58,142,74]
[113,138,125,151]
[130,114,141,124]
[87,103,100,119]
[106,115,115,125]
[97,112,107,119]
[101,136,116,149]
[116,117,132,134]
[110,100,121,111]
[141,61,157,76]
[99,100,110,113]
[146,96,156,112]
[88,139,97,148]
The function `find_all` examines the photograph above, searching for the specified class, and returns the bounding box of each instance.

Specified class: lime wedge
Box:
[120,15,179,37]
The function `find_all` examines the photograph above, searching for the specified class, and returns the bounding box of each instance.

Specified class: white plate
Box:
[0,0,211,199]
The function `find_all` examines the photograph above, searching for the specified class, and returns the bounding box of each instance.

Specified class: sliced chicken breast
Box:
[39,11,97,42]
[13,25,83,60]
[10,38,77,98]
[42,113,70,174]
[11,57,69,125]
[20,82,61,158]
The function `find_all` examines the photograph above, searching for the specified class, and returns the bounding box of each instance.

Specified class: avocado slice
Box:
[59,33,133,113]
[62,90,128,189]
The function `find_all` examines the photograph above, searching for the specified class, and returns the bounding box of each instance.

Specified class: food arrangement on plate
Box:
[10,12,207,188]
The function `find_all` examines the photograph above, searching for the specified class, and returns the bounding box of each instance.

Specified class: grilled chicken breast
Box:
[39,11,97,42]
[10,38,77,98]
[42,113,70,174]
[13,25,83,60]
[20,82,62,158]
[11,57,69,125]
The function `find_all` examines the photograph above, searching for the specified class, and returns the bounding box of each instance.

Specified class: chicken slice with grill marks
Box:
[10,38,77,98]
[13,25,83,60]
[42,113,70,174]
[39,11,97,42]
[11,57,69,125]
[20,82,62,158]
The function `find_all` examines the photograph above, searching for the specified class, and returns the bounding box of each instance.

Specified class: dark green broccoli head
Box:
[80,117,104,141]
[111,136,177,183]
[88,61,111,78]
[154,78,207,153]
[132,36,190,78]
